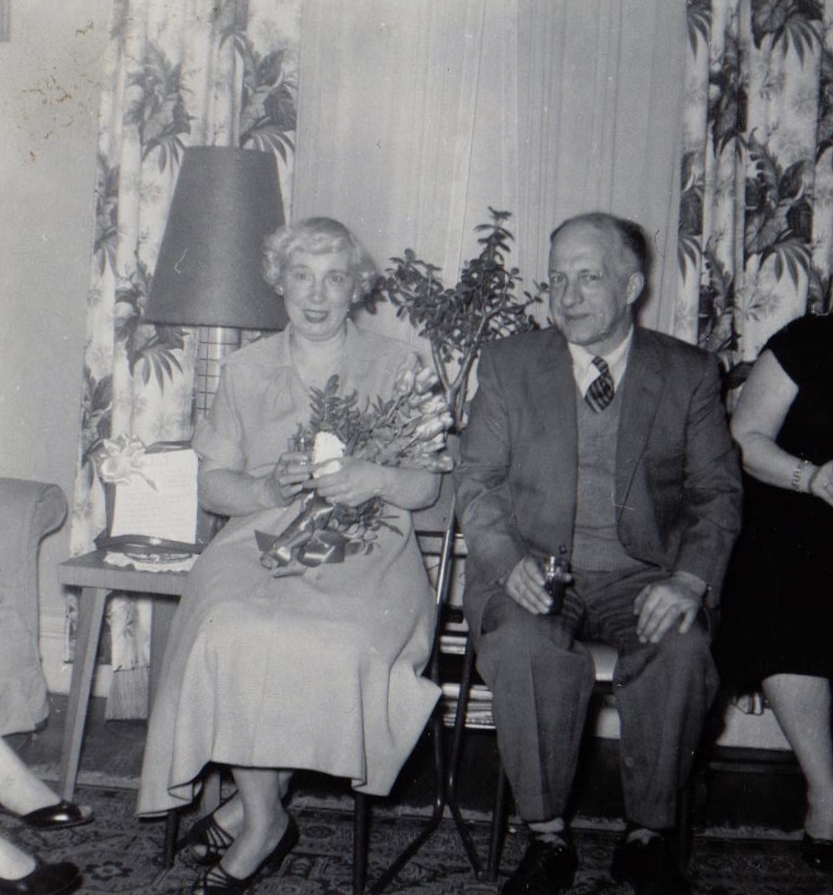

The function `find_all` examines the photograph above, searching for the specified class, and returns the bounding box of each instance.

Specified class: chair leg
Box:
[163,809,180,869]
[353,791,370,895]
[486,764,509,882]
[675,731,709,875]
[676,768,695,873]
[446,635,485,877]
[368,713,447,894]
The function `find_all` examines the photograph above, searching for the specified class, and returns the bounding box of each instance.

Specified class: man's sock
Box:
[528,816,568,845]
[625,824,668,844]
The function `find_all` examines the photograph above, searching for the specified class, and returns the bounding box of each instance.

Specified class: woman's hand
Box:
[312,457,385,507]
[808,459,833,508]
[262,451,313,506]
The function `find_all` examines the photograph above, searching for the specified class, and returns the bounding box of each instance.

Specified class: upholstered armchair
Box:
[0,478,68,736]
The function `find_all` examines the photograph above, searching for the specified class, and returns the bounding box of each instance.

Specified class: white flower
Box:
[392,367,416,397]
[312,431,346,477]
[414,365,440,394]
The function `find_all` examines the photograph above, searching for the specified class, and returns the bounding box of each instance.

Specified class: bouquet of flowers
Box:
[257,364,454,576]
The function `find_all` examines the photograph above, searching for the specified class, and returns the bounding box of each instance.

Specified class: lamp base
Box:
[193,325,243,544]
[195,325,242,417]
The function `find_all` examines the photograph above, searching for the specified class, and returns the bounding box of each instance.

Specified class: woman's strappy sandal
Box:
[191,815,299,895]
[186,812,235,865]
[192,862,250,895]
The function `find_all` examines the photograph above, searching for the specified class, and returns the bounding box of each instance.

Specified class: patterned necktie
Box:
[585,356,615,412]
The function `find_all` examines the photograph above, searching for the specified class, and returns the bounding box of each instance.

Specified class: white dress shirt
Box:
[566,327,634,397]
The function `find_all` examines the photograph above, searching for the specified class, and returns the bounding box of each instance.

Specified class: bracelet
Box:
[791,458,812,492]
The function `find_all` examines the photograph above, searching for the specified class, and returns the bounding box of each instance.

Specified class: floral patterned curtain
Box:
[67,0,300,718]
[677,0,833,395]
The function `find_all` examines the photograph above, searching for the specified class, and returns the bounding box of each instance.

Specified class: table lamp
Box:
[143,146,288,416]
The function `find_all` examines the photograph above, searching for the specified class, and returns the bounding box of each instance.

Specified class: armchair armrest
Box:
[0,477,68,734]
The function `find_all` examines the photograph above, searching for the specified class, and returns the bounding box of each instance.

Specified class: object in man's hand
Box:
[542,548,570,615]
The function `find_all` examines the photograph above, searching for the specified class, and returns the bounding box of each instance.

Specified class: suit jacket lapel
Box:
[615,328,664,514]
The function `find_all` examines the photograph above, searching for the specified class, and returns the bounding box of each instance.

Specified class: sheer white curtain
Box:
[293,0,687,339]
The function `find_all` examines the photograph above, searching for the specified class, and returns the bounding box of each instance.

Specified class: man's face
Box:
[547,222,643,355]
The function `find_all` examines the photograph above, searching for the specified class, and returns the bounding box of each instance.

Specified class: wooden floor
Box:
[6,693,807,835]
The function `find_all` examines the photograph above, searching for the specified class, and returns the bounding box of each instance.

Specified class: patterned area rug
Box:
[4,786,832,895]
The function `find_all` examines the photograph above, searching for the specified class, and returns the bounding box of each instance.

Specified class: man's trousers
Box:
[471,566,719,829]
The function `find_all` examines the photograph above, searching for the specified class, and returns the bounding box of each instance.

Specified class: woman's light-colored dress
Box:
[137,322,440,814]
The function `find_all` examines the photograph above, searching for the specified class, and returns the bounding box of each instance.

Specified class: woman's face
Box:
[280,248,357,342]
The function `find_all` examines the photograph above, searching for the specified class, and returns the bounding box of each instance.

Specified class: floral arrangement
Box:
[257,364,454,575]
[371,209,543,426]
[300,364,454,472]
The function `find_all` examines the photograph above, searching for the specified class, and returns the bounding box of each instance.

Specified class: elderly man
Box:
[454,212,742,895]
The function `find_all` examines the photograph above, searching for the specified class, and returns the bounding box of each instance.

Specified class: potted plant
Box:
[371,208,544,429]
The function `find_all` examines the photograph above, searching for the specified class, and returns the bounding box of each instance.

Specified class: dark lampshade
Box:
[144,146,288,330]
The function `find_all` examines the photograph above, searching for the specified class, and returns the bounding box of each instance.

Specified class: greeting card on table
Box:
[95,438,202,558]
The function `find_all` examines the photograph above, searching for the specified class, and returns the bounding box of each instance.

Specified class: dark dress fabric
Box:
[717,314,833,693]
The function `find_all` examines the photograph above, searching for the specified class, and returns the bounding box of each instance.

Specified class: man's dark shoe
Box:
[801,832,833,873]
[610,832,690,895]
[501,832,578,895]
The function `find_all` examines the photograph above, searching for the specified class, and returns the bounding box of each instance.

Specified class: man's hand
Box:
[633,572,705,644]
[505,556,553,615]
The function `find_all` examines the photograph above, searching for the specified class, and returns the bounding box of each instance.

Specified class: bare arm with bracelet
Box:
[731,349,833,506]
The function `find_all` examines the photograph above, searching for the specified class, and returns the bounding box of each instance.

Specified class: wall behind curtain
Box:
[293,0,688,341]
[0,1,110,696]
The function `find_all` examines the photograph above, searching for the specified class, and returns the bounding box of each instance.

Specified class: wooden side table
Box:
[57,550,189,801]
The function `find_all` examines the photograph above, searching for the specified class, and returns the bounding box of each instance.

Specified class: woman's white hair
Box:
[262,217,378,299]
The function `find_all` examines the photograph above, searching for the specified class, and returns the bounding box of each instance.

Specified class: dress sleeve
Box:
[191,366,247,472]
[765,315,829,388]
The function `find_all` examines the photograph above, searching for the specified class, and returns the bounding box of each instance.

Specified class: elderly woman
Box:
[717,313,833,873]
[137,218,443,895]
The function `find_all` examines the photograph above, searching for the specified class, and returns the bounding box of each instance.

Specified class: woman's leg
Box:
[0,737,92,820]
[0,835,36,880]
[190,769,292,864]
[762,673,833,838]
[213,768,293,880]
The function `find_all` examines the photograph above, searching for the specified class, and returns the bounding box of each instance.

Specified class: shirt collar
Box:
[567,326,634,393]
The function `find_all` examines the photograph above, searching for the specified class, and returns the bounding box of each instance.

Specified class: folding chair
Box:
[356,485,479,894]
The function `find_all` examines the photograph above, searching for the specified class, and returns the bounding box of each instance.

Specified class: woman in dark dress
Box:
[718,313,833,872]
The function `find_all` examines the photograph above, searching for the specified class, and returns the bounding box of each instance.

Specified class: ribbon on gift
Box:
[256,495,348,570]
[298,528,346,566]
[95,434,155,488]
